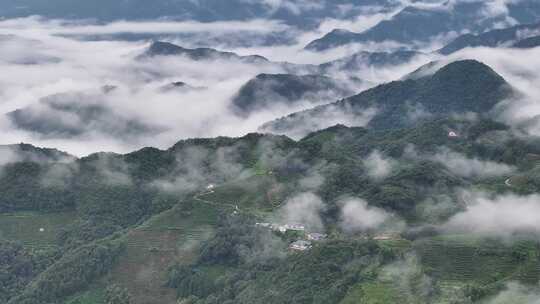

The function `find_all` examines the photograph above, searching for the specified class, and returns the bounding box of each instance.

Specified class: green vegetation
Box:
[341,282,400,304]
[64,287,106,304]
[8,235,125,304]
[165,214,401,304]
[416,236,540,285]
[0,240,58,303]
[106,201,219,304]
[200,175,289,213]
[4,100,540,303]
[0,211,77,248]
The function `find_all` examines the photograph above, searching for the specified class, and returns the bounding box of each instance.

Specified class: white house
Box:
[307,233,327,241]
[284,224,306,231]
[289,240,312,251]
[373,232,400,240]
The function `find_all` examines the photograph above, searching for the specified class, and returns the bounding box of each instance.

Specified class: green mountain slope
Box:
[261,60,513,138]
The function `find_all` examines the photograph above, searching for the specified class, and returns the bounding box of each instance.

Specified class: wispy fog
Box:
[443,191,540,237]
[1,4,540,156]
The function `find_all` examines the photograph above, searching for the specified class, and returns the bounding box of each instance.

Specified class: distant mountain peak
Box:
[438,22,540,54]
[147,41,187,56]
[260,60,513,138]
[142,41,269,63]
[431,59,503,79]
[231,73,354,116]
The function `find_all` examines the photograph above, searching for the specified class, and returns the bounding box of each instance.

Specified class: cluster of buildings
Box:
[289,240,313,251]
[372,232,400,240]
[255,222,306,233]
[255,222,327,251]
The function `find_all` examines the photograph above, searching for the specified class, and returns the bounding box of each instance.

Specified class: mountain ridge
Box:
[260,60,513,137]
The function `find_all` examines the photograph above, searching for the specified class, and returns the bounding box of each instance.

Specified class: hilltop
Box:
[261,60,513,137]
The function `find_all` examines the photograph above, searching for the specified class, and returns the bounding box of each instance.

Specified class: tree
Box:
[105,284,131,304]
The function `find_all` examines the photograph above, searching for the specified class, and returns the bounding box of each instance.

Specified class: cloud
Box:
[0,16,289,35]
[260,104,378,140]
[90,153,133,186]
[242,0,325,15]
[279,192,325,231]
[380,254,435,302]
[404,145,515,179]
[428,147,515,178]
[2,13,540,157]
[314,5,401,37]
[443,191,540,236]
[40,162,79,189]
[486,282,540,304]
[151,145,246,195]
[339,198,395,233]
[363,150,397,180]
[297,167,326,191]
[0,146,21,166]
[0,11,438,156]
[0,20,295,155]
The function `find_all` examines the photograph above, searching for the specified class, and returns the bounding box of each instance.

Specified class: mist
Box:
[339,197,401,233]
[279,192,325,231]
[442,191,540,237]
[2,8,540,157]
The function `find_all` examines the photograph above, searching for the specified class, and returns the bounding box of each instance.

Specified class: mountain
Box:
[7,90,162,138]
[160,81,205,92]
[0,143,74,164]
[231,73,355,116]
[142,41,269,63]
[0,34,61,65]
[319,50,423,72]
[305,1,540,51]
[513,35,540,48]
[141,41,319,73]
[4,114,540,304]
[260,60,513,138]
[439,22,540,55]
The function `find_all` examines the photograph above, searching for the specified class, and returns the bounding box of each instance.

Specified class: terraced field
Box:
[64,287,106,304]
[202,174,288,213]
[106,201,220,304]
[0,211,77,248]
[340,282,400,304]
[416,237,536,283]
[340,235,540,304]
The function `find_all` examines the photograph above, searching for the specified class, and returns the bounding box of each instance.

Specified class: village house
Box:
[307,233,327,241]
[256,223,306,233]
[283,224,306,231]
[373,232,400,240]
[289,240,312,251]
[255,222,271,228]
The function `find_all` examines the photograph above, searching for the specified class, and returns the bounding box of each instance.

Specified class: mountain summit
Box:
[142,41,269,63]
[261,60,512,137]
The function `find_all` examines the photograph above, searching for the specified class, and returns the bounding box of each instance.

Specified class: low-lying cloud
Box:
[443,191,540,236]
[363,150,397,180]
[0,16,289,36]
[405,146,515,178]
[486,282,540,304]
[279,192,325,231]
[429,147,515,178]
[1,13,540,158]
[339,198,395,233]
